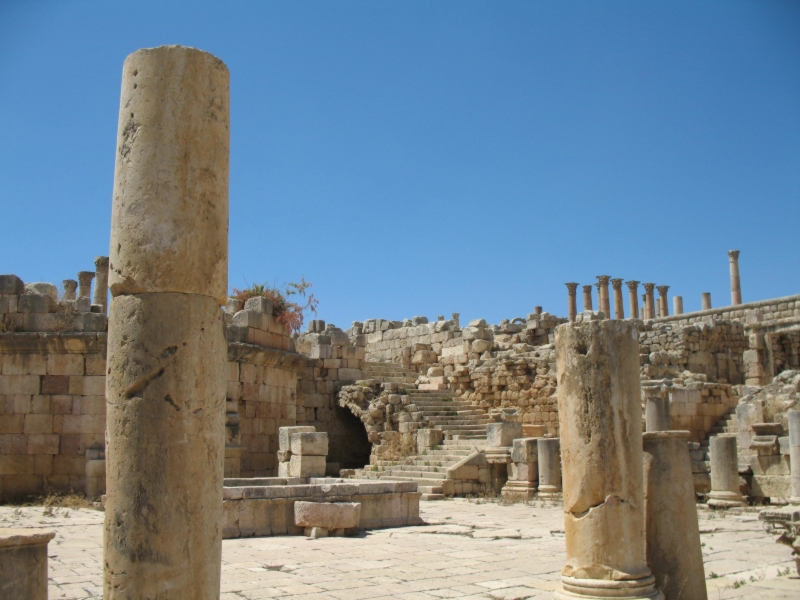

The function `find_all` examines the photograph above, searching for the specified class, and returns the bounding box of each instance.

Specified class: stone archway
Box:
[326,405,372,469]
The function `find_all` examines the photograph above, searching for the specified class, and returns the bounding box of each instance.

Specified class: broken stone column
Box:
[611,278,624,320]
[642,431,707,600]
[626,281,640,319]
[643,283,656,320]
[673,295,683,315]
[582,285,593,312]
[728,250,741,305]
[656,286,669,318]
[645,396,670,432]
[77,270,94,299]
[104,45,229,600]
[789,411,800,503]
[701,293,712,311]
[62,279,78,301]
[597,275,611,319]
[451,312,460,327]
[537,438,562,498]
[566,283,579,322]
[555,315,662,600]
[0,528,55,600]
[708,434,745,508]
[93,256,109,313]
[502,437,539,501]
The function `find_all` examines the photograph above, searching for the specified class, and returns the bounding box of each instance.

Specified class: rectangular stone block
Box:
[0,434,27,454]
[46,354,85,376]
[417,428,443,450]
[27,434,60,455]
[84,354,105,376]
[0,415,24,434]
[2,354,47,376]
[288,455,326,478]
[294,501,361,529]
[232,309,269,330]
[24,414,52,435]
[0,375,40,395]
[486,422,523,448]
[41,375,69,395]
[0,275,24,295]
[279,426,315,451]
[290,432,328,456]
[68,375,105,396]
[18,293,53,314]
[511,437,539,463]
[244,296,273,314]
[0,454,34,475]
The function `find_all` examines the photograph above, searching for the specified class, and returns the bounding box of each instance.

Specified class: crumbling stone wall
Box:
[654,294,800,326]
[772,332,800,375]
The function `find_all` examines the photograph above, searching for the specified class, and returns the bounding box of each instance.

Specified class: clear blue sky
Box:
[1,1,798,327]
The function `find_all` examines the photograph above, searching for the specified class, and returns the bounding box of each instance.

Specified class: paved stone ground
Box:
[1,498,798,599]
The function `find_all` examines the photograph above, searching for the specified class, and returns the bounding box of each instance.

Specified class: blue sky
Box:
[1,1,798,327]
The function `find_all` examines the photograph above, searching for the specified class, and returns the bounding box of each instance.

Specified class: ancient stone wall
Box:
[653,293,800,326]
[772,332,800,375]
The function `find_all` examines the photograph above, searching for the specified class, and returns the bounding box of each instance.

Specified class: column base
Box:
[501,481,537,501]
[537,484,562,499]
[554,575,663,600]
[708,490,745,509]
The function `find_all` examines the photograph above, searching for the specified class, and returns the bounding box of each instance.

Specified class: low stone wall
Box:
[221,478,422,538]
[653,294,800,326]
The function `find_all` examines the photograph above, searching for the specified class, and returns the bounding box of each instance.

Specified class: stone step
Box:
[418,485,444,494]
[381,476,449,487]
[420,493,445,501]
[381,470,448,479]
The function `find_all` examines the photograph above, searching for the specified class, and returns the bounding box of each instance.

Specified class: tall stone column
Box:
[788,411,800,503]
[728,250,741,305]
[94,256,110,313]
[566,283,579,323]
[626,281,639,319]
[78,270,94,299]
[656,286,669,318]
[701,293,712,311]
[104,45,229,600]
[582,285,593,312]
[643,283,656,320]
[708,435,745,508]
[642,431,707,600]
[596,276,611,319]
[62,279,78,301]
[555,316,662,600]
[611,278,624,320]
[537,438,562,497]
[673,295,683,315]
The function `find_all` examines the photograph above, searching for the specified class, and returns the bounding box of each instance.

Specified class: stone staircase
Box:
[691,406,740,484]
[360,361,418,387]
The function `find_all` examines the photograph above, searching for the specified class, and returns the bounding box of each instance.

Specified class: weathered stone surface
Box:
[0,527,55,600]
[108,46,230,303]
[104,292,227,598]
[486,422,522,448]
[288,455,326,478]
[643,431,707,600]
[290,432,329,456]
[511,437,538,463]
[279,426,316,451]
[708,434,745,508]
[24,282,58,301]
[294,501,361,529]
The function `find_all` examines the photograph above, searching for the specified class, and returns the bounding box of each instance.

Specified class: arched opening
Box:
[326,405,372,469]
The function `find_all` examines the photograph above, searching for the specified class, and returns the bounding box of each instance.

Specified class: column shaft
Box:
[62,279,78,301]
[78,271,94,299]
[673,296,683,315]
[537,438,562,497]
[94,256,110,313]
[643,284,656,320]
[627,281,640,320]
[701,293,712,311]
[597,276,611,319]
[611,279,624,320]
[104,45,229,600]
[582,285,593,312]
[708,435,744,508]
[728,250,742,305]
[788,411,800,502]
[566,283,579,323]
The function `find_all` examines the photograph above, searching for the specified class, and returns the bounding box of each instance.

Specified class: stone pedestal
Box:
[643,283,656,320]
[0,528,55,600]
[597,276,610,319]
[566,283,579,323]
[93,256,109,313]
[708,434,745,508]
[537,438,562,498]
[656,286,669,318]
[502,438,539,501]
[104,45,229,600]
[673,295,683,315]
[63,279,78,301]
[645,396,670,432]
[728,250,741,305]
[643,431,707,600]
[611,278,624,320]
[701,293,712,311]
[78,270,94,299]
[626,281,639,320]
[555,315,662,600]
[582,285,593,312]
[789,411,800,503]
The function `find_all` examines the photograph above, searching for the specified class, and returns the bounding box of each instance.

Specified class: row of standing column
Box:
[60,256,110,313]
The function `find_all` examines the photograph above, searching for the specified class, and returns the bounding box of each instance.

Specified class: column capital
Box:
[643,282,655,292]
[656,285,670,296]
[78,271,95,285]
[63,279,78,292]
[626,280,640,291]
[596,275,611,285]
[565,282,579,292]
[582,285,593,293]
[610,278,623,290]
[94,256,110,269]
[728,249,740,261]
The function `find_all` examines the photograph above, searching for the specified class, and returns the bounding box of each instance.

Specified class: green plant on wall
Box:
[232,276,318,332]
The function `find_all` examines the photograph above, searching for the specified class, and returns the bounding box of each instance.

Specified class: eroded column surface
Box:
[627,281,639,319]
[656,286,669,318]
[788,411,800,503]
[597,276,611,319]
[645,396,670,432]
[566,283,579,323]
[701,293,712,311]
[643,283,656,320]
[104,45,229,600]
[62,279,78,301]
[728,250,741,305]
[643,432,707,600]
[708,434,745,508]
[611,278,624,320]
[78,270,94,299]
[673,295,684,315]
[555,315,661,600]
[94,256,109,313]
[537,438,562,497]
[583,285,593,312]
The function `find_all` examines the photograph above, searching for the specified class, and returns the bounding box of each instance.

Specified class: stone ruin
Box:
[1,44,799,598]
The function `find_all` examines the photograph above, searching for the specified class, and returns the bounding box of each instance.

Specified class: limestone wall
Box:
[0,333,107,500]
[653,294,800,326]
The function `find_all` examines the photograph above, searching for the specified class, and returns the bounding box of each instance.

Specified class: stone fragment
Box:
[290,432,329,456]
[18,293,53,314]
[486,422,522,448]
[0,274,24,295]
[0,528,55,600]
[294,501,361,529]
[279,426,316,451]
[24,282,58,301]
[511,437,538,463]
[244,296,273,314]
